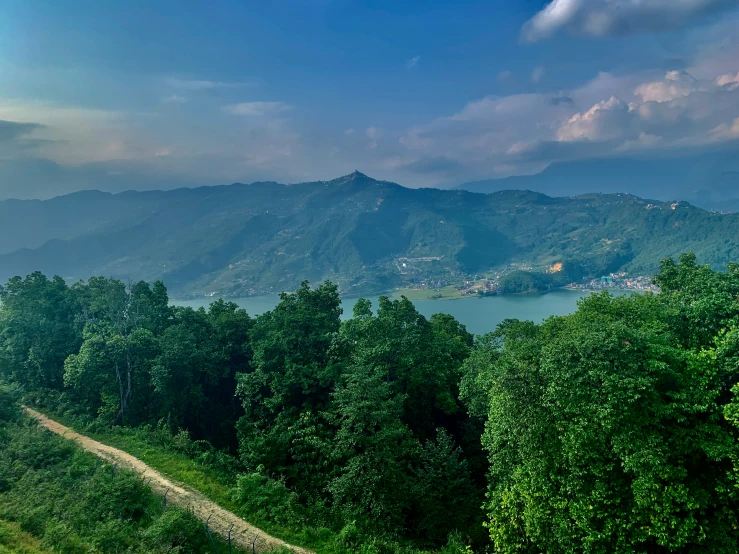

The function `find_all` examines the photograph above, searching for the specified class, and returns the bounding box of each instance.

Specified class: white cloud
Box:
[557,96,632,141]
[531,66,545,83]
[399,62,739,177]
[634,70,700,102]
[345,128,355,135]
[497,70,512,82]
[406,56,420,69]
[522,0,739,42]
[562,71,739,148]
[717,72,739,88]
[223,102,293,117]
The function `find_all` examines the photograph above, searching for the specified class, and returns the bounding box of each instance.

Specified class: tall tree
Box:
[0,272,80,389]
[64,322,156,423]
[64,278,163,424]
[341,296,468,441]
[236,281,342,478]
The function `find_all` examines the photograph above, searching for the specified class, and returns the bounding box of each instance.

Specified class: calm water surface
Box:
[174,289,617,336]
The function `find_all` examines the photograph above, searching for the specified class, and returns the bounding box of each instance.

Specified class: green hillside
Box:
[2,172,739,297]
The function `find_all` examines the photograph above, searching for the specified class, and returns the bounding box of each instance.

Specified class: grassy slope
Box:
[0,408,251,554]
[0,521,46,554]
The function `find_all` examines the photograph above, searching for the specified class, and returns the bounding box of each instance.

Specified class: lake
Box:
[174,289,617,336]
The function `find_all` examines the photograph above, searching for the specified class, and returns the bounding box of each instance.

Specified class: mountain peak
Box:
[329,170,376,185]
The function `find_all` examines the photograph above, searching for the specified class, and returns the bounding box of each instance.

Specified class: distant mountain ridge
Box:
[2,171,739,297]
[456,151,739,212]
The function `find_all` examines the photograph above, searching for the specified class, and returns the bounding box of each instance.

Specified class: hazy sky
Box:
[1,0,738,198]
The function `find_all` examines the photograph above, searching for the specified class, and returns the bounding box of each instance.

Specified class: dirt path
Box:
[23,407,313,554]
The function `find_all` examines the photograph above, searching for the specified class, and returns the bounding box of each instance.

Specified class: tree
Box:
[341,296,468,442]
[327,358,419,535]
[0,272,80,389]
[203,299,253,448]
[64,322,156,423]
[64,277,163,424]
[236,281,342,479]
[476,292,739,553]
[410,429,477,544]
[328,297,480,540]
[654,252,739,349]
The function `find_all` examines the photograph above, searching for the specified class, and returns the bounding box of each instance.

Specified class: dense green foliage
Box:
[462,252,739,552]
[2,172,739,297]
[4,252,739,552]
[0,273,484,551]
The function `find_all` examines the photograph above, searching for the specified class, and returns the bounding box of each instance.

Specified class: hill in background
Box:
[2,171,739,297]
[456,150,739,212]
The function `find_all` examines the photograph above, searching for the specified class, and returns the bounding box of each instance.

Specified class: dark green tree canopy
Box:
[5,253,739,552]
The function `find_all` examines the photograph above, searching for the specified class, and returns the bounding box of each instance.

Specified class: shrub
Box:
[232,472,305,527]
[142,508,211,553]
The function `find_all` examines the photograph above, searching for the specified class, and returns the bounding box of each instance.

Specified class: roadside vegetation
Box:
[0,387,245,553]
[2,252,739,552]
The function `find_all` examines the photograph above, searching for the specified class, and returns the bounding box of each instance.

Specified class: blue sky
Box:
[1,0,738,198]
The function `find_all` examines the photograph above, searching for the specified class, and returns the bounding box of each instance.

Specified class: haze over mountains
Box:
[455,150,739,212]
[2,171,739,298]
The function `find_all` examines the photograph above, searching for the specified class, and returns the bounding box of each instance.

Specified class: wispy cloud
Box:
[162,95,187,104]
[366,126,382,149]
[406,56,420,69]
[522,0,739,42]
[0,100,134,165]
[497,70,512,82]
[531,66,545,83]
[165,78,252,91]
[223,102,293,117]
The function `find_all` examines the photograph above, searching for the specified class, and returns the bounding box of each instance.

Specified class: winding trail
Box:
[24,407,312,554]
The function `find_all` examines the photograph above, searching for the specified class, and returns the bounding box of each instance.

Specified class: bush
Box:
[232,472,305,528]
[42,521,86,554]
[142,508,212,553]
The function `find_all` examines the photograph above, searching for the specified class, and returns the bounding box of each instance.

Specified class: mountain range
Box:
[2,171,739,298]
[456,151,739,212]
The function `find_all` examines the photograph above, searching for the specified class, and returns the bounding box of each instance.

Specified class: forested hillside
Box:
[2,253,739,552]
[2,173,739,297]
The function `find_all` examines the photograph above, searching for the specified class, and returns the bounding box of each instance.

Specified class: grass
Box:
[29,408,334,554]
[1,409,251,554]
[0,521,46,554]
